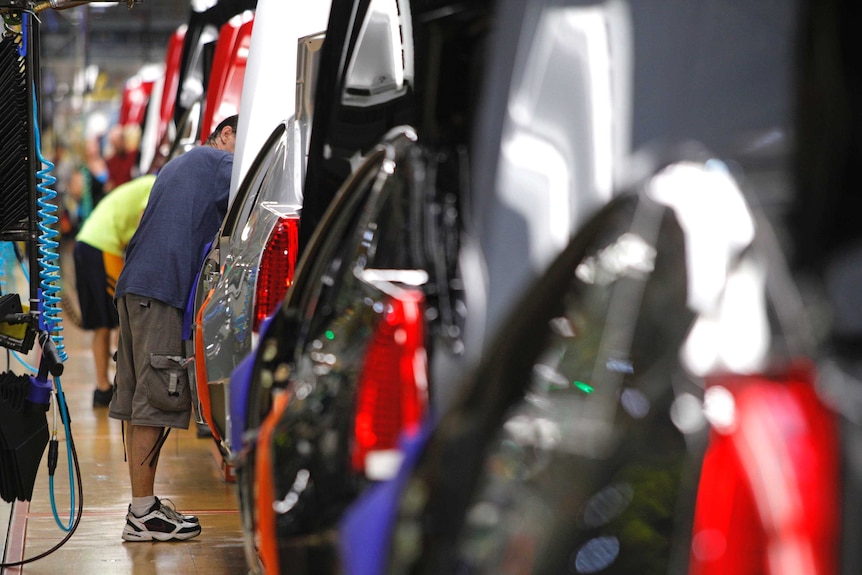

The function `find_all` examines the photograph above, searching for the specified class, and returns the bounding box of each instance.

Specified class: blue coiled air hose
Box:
[34,111,66,362]
[33,86,77,533]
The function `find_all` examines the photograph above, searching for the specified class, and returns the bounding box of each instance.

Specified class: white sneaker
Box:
[122,497,202,541]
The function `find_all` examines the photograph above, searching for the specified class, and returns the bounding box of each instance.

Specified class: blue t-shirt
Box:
[115,146,232,309]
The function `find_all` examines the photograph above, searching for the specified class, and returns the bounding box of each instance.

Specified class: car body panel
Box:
[199,12,254,143]
[232,0,849,573]
[119,69,157,129]
[297,0,418,252]
[452,0,798,410]
[248,132,408,564]
[235,1,492,570]
[191,1,331,456]
[339,157,840,575]
[230,0,330,202]
[152,2,256,168]
[194,120,300,446]
[157,25,187,152]
[173,0,257,130]
[139,24,186,175]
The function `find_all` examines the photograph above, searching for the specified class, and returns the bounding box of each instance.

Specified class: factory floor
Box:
[1,275,248,573]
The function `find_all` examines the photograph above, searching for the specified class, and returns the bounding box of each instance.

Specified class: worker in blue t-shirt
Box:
[109,115,238,543]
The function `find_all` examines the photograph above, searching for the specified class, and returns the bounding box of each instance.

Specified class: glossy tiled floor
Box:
[1,269,248,573]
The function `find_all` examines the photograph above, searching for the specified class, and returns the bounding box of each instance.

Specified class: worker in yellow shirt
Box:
[73,174,156,407]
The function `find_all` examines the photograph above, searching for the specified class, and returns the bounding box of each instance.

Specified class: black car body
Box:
[341,151,844,575]
[236,0,492,571]
[336,0,862,573]
[237,0,809,572]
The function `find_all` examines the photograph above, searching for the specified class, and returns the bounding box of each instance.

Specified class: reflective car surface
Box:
[233,0,481,571]
[149,3,256,171]
[330,1,816,573]
[192,120,302,455]
[248,124,466,566]
[341,155,841,575]
[191,20,326,458]
[232,0,646,569]
[235,0,808,573]
[138,24,186,175]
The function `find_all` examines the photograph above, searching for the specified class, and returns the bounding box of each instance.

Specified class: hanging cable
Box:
[48,377,75,531]
[32,82,79,535]
[9,350,38,372]
[1,11,82,564]
[0,375,84,567]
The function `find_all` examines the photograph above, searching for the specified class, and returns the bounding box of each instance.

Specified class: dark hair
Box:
[205,115,239,145]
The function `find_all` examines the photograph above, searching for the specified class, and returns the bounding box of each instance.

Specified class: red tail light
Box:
[690,362,839,575]
[254,216,299,333]
[352,289,428,478]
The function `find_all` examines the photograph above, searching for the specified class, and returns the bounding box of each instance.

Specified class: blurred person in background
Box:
[105,123,141,191]
[68,136,110,228]
[74,174,156,407]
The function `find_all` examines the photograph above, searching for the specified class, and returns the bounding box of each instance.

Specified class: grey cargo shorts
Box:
[109,294,192,429]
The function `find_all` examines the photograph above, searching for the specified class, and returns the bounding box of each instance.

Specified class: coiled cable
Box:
[0,14,81,568]
[33,87,78,533]
[33,89,66,363]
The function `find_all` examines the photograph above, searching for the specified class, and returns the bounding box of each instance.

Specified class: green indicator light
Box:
[325,330,335,340]
[574,381,594,394]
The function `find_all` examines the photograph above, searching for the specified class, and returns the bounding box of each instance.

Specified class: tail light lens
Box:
[352,289,428,479]
[690,362,839,575]
[254,216,299,333]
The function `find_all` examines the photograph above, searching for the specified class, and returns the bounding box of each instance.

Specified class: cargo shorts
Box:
[109,294,192,429]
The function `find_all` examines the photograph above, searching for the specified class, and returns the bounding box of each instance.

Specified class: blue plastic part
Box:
[27,375,52,406]
[228,311,277,453]
[183,240,213,341]
[339,423,433,575]
[18,13,27,57]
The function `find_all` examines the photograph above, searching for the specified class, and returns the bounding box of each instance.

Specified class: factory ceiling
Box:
[39,0,189,95]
